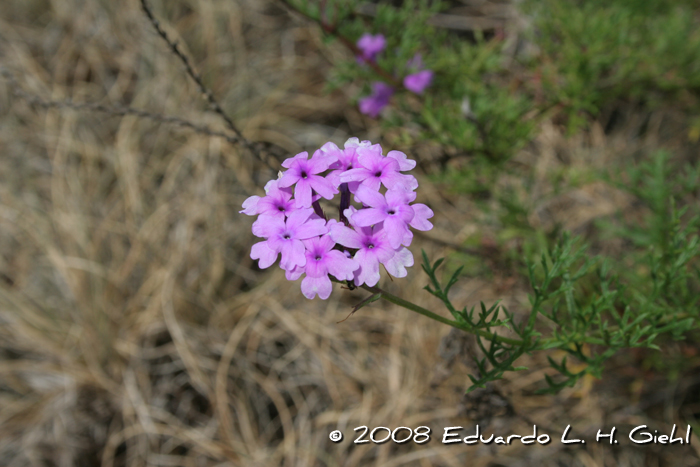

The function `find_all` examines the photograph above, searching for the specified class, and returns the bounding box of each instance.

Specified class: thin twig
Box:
[139,0,282,170]
[1,69,242,146]
[139,0,246,143]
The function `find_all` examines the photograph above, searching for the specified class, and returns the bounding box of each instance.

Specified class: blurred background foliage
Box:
[0,0,699,466]
[288,0,700,393]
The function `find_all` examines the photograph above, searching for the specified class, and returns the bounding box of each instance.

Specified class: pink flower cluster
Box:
[241,138,434,300]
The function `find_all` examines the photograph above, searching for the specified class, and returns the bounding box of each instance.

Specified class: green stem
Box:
[361,284,524,347]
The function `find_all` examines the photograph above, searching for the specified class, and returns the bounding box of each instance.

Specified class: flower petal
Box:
[382,172,418,191]
[252,215,284,238]
[318,232,336,252]
[340,167,371,183]
[382,247,414,278]
[325,250,359,280]
[385,189,416,206]
[285,265,305,281]
[354,184,386,208]
[251,241,278,269]
[383,216,409,249]
[301,275,333,299]
[386,150,416,171]
[353,249,380,286]
[344,137,360,148]
[329,223,364,249]
[351,207,387,227]
[294,180,313,208]
[285,208,314,230]
[242,195,262,215]
[280,239,306,270]
[281,151,308,169]
[295,218,328,239]
[309,175,338,200]
[409,203,434,231]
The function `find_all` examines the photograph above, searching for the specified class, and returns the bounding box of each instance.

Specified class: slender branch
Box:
[139,0,247,143]
[139,0,283,171]
[360,283,524,347]
[1,69,242,146]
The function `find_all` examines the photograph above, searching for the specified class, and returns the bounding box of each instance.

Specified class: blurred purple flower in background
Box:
[356,33,386,62]
[403,53,434,94]
[358,82,394,118]
[404,70,433,94]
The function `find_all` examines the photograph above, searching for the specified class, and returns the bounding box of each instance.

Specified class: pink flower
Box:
[330,221,395,287]
[240,179,297,221]
[251,208,328,270]
[295,234,359,299]
[351,185,416,249]
[278,151,338,208]
[318,140,361,191]
[241,137,434,299]
[340,145,418,192]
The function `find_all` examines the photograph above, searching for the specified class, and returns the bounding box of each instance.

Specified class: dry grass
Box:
[0,1,699,466]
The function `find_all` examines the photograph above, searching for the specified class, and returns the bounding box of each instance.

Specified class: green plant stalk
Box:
[361,284,524,347]
[357,285,660,349]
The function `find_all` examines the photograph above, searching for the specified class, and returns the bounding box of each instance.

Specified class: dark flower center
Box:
[367,243,375,249]
[387,209,396,215]
[315,255,322,261]
[301,171,308,179]
[278,205,285,211]
[347,164,352,169]
[374,171,382,177]
[283,234,291,240]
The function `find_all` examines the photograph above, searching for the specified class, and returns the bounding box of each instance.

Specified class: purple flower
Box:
[296,234,359,299]
[359,82,394,118]
[240,179,297,221]
[351,185,416,248]
[251,208,328,270]
[319,141,360,190]
[330,220,395,287]
[278,151,338,208]
[341,146,418,192]
[404,70,433,95]
[356,33,386,62]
